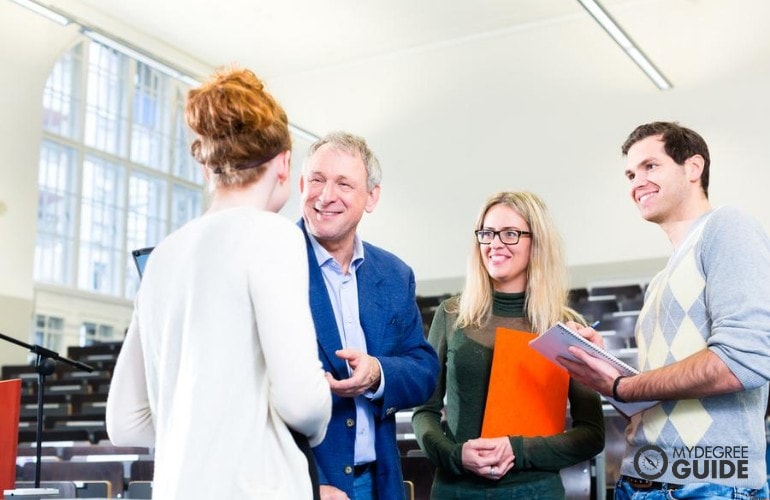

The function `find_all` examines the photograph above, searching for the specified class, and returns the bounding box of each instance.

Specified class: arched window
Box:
[35,39,204,299]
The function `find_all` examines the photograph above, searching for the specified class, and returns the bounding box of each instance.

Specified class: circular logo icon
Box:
[633,445,668,480]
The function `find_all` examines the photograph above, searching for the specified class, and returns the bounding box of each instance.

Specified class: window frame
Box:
[35,36,204,301]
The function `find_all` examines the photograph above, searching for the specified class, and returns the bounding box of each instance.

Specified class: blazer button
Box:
[344,465,353,475]
[385,407,396,416]
[346,418,355,427]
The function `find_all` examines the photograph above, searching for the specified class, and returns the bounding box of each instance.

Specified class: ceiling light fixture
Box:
[288,124,320,142]
[7,0,69,26]
[577,0,672,90]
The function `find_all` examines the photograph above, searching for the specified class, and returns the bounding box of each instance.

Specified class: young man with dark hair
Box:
[562,121,770,499]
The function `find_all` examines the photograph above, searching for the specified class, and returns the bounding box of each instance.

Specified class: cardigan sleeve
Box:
[106,308,156,447]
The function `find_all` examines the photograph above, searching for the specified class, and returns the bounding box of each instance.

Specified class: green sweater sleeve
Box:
[509,379,605,471]
[411,305,465,474]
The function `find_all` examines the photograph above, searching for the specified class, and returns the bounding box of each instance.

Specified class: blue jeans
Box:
[352,467,377,500]
[614,477,770,500]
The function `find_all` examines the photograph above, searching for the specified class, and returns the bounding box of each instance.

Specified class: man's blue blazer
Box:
[299,220,438,499]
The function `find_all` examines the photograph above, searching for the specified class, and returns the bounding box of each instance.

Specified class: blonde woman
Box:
[412,191,604,499]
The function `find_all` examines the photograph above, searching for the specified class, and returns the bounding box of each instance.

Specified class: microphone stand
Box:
[0,331,93,494]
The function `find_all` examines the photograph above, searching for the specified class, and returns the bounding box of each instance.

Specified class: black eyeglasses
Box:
[475,228,532,245]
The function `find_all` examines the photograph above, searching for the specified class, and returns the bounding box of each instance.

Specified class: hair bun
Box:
[186,68,279,140]
[184,66,291,188]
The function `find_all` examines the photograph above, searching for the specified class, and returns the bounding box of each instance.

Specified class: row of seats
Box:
[10,342,148,498]
[416,282,647,335]
[12,479,151,499]
[15,447,153,498]
[9,344,120,450]
[569,283,646,322]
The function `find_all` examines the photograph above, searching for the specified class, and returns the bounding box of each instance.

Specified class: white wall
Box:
[0,8,82,367]
[270,15,770,293]
[1,1,769,365]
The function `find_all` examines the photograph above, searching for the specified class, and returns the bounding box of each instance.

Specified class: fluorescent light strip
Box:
[288,124,321,142]
[577,0,672,90]
[8,0,69,25]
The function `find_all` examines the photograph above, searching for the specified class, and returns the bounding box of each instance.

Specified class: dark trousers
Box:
[290,429,320,500]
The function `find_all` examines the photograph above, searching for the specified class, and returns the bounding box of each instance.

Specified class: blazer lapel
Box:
[356,250,387,356]
[300,220,348,379]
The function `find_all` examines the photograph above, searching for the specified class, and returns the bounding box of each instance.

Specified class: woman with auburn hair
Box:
[412,191,604,499]
[107,67,330,499]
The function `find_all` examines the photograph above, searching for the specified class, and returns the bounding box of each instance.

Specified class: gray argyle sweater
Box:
[621,206,770,488]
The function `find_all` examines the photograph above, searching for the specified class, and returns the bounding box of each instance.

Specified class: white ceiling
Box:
[37,0,770,102]
[22,0,766,166]
[49,0,609,78]
[6,0,770,284]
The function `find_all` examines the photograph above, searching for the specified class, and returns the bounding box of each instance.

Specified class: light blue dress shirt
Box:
[308,232,385,465]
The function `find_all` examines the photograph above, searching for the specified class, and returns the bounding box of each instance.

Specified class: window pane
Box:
[80,321,96,346]
[131,63,170,170]
[125,262,140,298]
[80,321,116,346]
[172,87,201,183]
[43,44,82,139]
[34,141,77,285]
[79,156,124,295]
[127,171,167,246]
[124,171,167,297]
[84,43,128,156]
[34,314,65,352]
[172,184,202,231]
[99,324,115,341]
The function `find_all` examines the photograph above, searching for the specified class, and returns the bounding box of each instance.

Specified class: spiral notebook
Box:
[528,322,659,417]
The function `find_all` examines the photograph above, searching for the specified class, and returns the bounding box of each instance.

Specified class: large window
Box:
[35,39,204,299]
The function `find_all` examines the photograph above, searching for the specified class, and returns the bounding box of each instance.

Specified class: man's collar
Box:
[307,231,365,270]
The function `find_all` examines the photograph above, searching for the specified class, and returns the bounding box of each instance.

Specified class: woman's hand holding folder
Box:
[461,437,515,480]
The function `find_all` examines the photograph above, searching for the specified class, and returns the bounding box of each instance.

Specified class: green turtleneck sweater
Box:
[412,292,605,494]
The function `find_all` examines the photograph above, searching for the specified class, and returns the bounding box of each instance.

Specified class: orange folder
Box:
[481,328,569,438]
[0,378,21,497]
